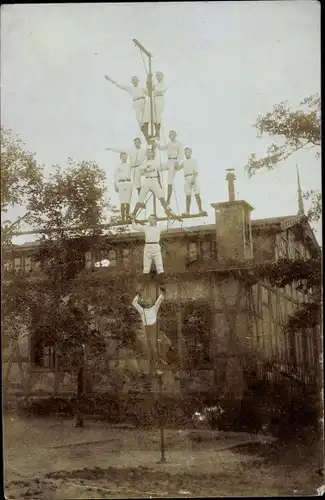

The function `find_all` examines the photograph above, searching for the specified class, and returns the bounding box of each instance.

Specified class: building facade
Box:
[2,176,321,401]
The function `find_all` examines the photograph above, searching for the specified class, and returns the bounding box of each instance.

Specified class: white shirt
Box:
[114,162,131,183]
[159,140,183,160]
[182,158,198,176]
[128,147,147,167]
[153,82,167,98]
[132,223,161,243]
[141,158,160,177]
[132,294,164,326]
[125,85,147,101]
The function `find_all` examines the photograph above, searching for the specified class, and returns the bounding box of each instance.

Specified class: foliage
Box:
[304,190,322,223]
[1,269,35,343]
[27,157,118,235]
[254,257,321,290]
[1,127,43,213]
[2,129,141,412]
[27,159,139,369]
[246,96,322,341]
[0,127,44,245]
[245,93,320,178]
[254,257,321,334]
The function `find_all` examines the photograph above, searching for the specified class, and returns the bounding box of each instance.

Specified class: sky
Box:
[1,1,321,244]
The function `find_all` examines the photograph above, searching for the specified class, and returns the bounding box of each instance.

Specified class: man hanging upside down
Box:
[131,148,174,219]
[131,213,166,287]
[114,151,132,222]
[176,147,207,216]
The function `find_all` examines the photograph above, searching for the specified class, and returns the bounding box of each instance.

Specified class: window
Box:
[280,236,288,258]
[32,342,56,369]
[201,241,211,260]
[108,249,117,267]
[261,285,269,305]
[24,256,33,272]
[85,252,92,270]
[14,257,21,272]
[92,249,117,268]
[187,242,198,264]
[294,248,300,261]
[122,248,131,269]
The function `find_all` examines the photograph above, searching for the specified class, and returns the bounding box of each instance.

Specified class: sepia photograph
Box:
[1,1,323,498]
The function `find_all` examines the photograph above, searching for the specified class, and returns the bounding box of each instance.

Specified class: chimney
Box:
[226,169,236,202]
[211,169,254,263]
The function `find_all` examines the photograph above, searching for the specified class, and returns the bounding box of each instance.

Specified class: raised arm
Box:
[154,293,164,314]
[132,220,145,232]
[104,75,131,93]
[105,147,125,154]
[132,295,143,315]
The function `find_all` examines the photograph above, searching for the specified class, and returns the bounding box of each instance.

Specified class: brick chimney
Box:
[211,169,254,263]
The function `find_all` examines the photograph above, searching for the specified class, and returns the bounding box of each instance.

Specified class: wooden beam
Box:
[137,212,208,224]
[10,219,129,237]
[132,39,152,58]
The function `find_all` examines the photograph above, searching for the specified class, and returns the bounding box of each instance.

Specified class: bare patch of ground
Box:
[4,416,324,499]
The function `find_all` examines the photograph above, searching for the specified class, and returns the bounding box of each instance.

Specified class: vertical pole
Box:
[147,55,157,218]
[176,282,184,377]
[156,282,166,463]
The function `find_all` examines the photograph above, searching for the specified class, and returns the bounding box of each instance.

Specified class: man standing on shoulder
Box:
[106,137,146,195]
[176,147,206,216]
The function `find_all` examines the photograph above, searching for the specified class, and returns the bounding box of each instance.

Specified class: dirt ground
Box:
[3,415,324,499]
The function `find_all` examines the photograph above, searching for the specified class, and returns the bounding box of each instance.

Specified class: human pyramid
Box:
[104,71,206,225]
[104,67,208,379]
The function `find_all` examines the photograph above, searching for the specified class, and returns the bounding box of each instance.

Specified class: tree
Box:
[2,130,141,424]
[27,160,140,425]
[1,127,43,244]
[245,94,322,414]
[245,93,321,223]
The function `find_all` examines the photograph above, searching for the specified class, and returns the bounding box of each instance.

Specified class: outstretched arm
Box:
[104,75,131,93]
[105,147,125,154]
[132,295,144,315]
[132,220,145,232]
[154,293,164,314]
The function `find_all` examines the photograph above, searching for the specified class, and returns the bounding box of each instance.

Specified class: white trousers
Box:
[143,243,164,274]
[161,159,178,185]
[133,166,142,190]
[184,176,200,195]
[153,96,164,124]
[133,99,149,126]
[139,177,164,203]
[117,180,132,204]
